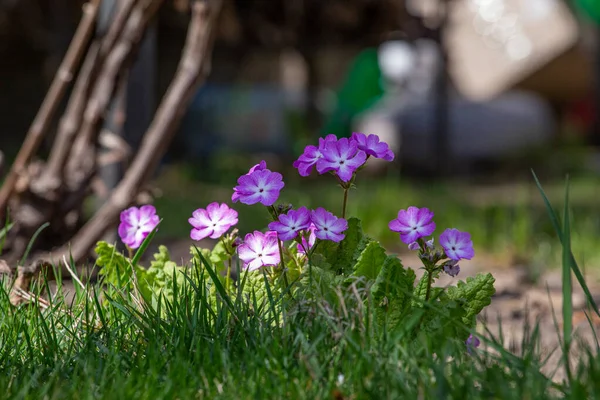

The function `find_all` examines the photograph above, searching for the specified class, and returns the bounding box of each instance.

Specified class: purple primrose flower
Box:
[439,228,475,261]
[293,134,337,177]
[351,132,394,161]
[237,230,281,271]
[118,205,160,249]
[388,206,436,244]
[232,168,285,206]
[316,137,367,182]
[188,202,238,241]
[310,208,348,242]
[232,161,268,202]
[268,206,311,241]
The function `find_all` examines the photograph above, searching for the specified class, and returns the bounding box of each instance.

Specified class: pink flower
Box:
[268,206,311,241]
[232,168,285,206]
[188,202,238,241]
[237,230,281,271]
[232,161,268,202]
[388,206,436,244]
[351,132,395,161]
[292,134,337,177]
[118,205,160,249]
[439,228,474,261]
[310,207,348,242]
[316,137,367,182]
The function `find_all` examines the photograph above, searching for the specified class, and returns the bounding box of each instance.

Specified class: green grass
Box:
[2,173,600,398]
[153,165,600,271]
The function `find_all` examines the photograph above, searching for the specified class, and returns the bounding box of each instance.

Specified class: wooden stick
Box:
[41,43,101,193]
[0,0,101,219]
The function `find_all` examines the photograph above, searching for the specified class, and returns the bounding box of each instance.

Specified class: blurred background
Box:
[1,0,600,274]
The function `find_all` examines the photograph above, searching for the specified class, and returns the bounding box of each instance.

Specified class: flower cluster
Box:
[389,206,474,277]
[117,134,473,285]
[268,206,347,245]
[293,132,394,182]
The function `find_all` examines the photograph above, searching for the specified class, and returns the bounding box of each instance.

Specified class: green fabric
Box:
[321,48,384,138]
[576,0,600,24]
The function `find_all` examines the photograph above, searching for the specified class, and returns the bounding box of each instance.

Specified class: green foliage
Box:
[353,240,387,280]
[370,255,416,328]
[318,217,371,275]
[445,273,496,328]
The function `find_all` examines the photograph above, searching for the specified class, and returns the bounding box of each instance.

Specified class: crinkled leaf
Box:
[370,256,415,328]
[446,272,496,327]
[96,242,136,289]
[353,241,387,281]
[317,217,371,275]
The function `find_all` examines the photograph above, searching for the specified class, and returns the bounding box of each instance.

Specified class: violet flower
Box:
[351,132,394,161]
[388,206,436,244]
[232,169,285,206]
[268,206,311,241]
[310,208,348,242]
[237,230,281,271]
[466,334,480,354]
[292,134,337,177]
[118,205,160,249]
[439,228,474,261]
[316,138,367,182]
[188,202,238,241]
[232,161,268,202]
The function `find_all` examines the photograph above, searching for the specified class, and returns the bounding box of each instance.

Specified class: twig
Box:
[40,43,101,193]
[99,0,138,57]
[0,0,101,219]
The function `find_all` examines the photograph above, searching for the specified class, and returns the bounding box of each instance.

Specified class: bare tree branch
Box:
[40,43,101,195]
[47,0,223,265]
[0,0,101,220]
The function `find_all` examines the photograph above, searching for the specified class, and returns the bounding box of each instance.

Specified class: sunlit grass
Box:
[2,171,600,398]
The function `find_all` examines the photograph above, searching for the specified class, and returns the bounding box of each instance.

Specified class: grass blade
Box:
[531,170,600,318]
[19,222,49,266]
[561,176,573,383]
[130,220,161,267]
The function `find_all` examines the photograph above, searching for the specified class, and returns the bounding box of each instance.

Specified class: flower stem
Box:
[226,258,232,292]
[342,187,349,219]
[276,237,291,291]
[425,269,434,301]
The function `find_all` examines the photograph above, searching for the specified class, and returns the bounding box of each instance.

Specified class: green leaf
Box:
[96,241,133,289]
[446,272,496,327]
[353,241,387,280]
[370,256,416,329]
[317,217,371,275]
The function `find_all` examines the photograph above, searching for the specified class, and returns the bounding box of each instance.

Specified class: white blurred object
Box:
[377,40,415,86]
